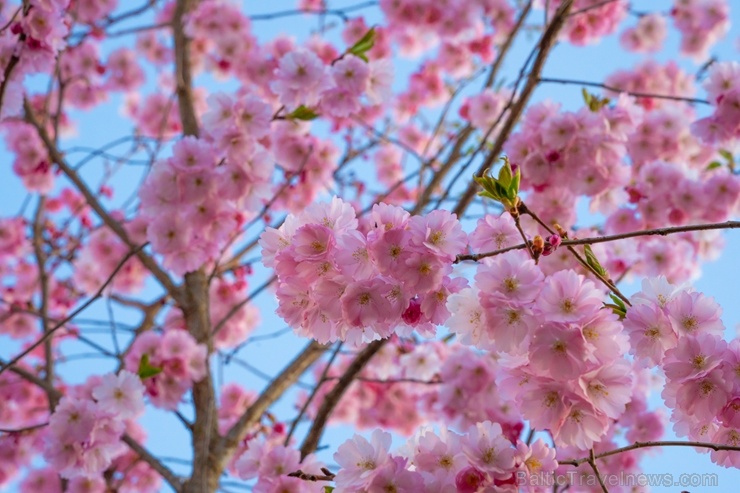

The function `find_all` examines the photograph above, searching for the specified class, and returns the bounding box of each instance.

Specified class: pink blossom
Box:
[455,466,486,493]
[536,270,603,323]
[462,420,516,474]
[91,371,145,419]
[341,278,394,330]
[334,430,392,489]
[529,323,589,379]
[623,301,678,367]
[665,290,725,336]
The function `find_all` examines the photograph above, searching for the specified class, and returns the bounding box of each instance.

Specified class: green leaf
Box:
[497,158,513,186]
[583,244,608,278]
[347,27,376,62]
[137,354,162,380]
[287,105,320,121]
[582,88,592,106]
[603,302,627,320]
[719,149,734,161]
[493,181,510,201]
[706,161,722,170]
[609,293,627,312]
[323,487,335,493]
[509,166,521,197]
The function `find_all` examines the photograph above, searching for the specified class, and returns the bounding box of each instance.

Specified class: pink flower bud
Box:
[402,298,422,325]
[455,466,486,493]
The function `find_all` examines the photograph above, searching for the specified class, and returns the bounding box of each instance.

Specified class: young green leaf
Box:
[347,27,376,62]
[583,244,608,278]
[287,105,320,121]
[603,302,627,320]
[609,293,627,313]
[137,353,162,380]
[719,149,734,161]
[706,161,722,170]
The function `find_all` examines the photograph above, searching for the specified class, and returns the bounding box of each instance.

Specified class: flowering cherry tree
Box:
[1,0,740,492]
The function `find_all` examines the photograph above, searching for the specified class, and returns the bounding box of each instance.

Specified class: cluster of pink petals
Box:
[0,217,27,258]
[123,330,207,410]
[72,222,148,296]
[618,278,740,467]
[540,0,628,45]
[5,122,54,193]
[620,13,668,53]
[671,0,730,61]
[460,88,512,133]
[138,131,269,276]
[0,371,49,487]
[43,371,144,479]
[332,423,557,492]
[261,197,467,345]
[235,436,325,493]
[605,60,695,111]
[692,62,740,145]
[505,97,636,219]
[449,260,634,451]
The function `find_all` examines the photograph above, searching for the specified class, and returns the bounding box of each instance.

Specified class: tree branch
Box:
[559,440,740,467]
[539,76,710,105]
[455,220,740,263]
[0,245,145,376]
[22,100,182,301]
[452,0,575,217]
[217,342,328,463]
[299,339,385,460]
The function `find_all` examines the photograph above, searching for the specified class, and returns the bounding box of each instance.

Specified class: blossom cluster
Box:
[671,0,730,61]
[448,256,634,451]
[692,61,740,145]
[137,133,270,276]
[605,60,695,111]
[261,198,468,345]
[123,330,207,410]
[620,278,740,467]
[235,436,326,493]
[72,221,149,296]
[539,0,628,45]
[43,371,144,479]
[504,96,639,235]
[620,13,667,53]
[303,340,521,437]
[332,424,557,492]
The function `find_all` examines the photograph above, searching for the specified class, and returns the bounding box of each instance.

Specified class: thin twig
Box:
[456,221,740,262]
[0,245,144,376]
[559,440,740,467]
[284,342,343,446]
[539,76,710,105]
[299,339,386,459]
[587,448,610,493]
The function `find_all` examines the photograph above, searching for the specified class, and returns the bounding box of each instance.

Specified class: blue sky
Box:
[1,0,740,491]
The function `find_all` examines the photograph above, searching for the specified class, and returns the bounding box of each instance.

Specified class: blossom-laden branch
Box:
[559,440,740,467]
[538,76,710,105]
[456,220,740,263]
[0,244,145,377]
[0,357,183,492]
[453,0,575,217]
[519,202,632,306]
[22,100,182,300]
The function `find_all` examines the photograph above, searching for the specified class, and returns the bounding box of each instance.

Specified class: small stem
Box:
[587,448,610,493]
[513,213,536,260]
